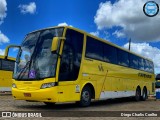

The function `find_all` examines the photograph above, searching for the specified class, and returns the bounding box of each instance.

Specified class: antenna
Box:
[129,38,131,51]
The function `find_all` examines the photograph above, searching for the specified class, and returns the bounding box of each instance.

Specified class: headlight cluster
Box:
[12,83,17,88]
[41,82,56,89]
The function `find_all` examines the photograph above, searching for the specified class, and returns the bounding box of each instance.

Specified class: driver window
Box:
[59,29,83,81]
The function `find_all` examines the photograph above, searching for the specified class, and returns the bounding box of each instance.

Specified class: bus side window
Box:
[0,59,1,69]
[1,60,15,71]
[117,49,129,67]
[103,44,117,64]
[129,54,138,69]
[144,60,150,72]
[149,61,154,73]
[138,58,144,71]
[86,37,103,61]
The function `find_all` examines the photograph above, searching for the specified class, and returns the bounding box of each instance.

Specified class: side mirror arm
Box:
[4,45,21,59]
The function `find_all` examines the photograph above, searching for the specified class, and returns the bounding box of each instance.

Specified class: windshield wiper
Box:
[17,61,31,80]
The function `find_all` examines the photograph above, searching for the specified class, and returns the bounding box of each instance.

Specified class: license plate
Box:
[24,93,31,97]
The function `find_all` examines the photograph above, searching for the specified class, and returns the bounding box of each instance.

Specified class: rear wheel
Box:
[141,87,147,101]
[79,86,92,107]
[135,87,141,101]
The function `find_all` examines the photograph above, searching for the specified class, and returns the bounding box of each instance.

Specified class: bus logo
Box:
[29,70,36,79]
[143,1,159,17]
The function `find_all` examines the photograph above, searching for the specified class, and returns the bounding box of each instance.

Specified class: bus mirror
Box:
[156,74,160,81]
[51,37,65,52]
[4,45,21,59]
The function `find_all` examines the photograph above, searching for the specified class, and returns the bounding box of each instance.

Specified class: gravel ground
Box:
[0,94,160,120]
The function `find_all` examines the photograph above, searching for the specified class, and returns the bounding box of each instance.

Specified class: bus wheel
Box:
[44,102,55,106]
[141,87,147,101]
[79,86,91,107]
[135,87,141,101]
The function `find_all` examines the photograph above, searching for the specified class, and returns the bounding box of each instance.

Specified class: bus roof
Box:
[28,26,153,62]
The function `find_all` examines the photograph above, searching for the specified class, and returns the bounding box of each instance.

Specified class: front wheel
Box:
[79,86,92,107]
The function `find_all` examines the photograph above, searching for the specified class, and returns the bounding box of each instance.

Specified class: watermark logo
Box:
[143,1,159,17]
[2,112,11,117]
[1,112,42,118]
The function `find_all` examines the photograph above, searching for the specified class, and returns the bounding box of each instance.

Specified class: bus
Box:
[9,26,155,106]
[0,55,15,92]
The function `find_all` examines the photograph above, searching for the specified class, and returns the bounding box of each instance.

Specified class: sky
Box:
[0,0,160,73]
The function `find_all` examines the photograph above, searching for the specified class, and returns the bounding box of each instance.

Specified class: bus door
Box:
[57,29,84,102]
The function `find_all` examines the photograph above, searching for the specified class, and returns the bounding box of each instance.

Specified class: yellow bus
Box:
[10,26,155,106]
[0,55,15,92]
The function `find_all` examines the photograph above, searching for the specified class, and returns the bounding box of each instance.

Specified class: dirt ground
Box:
[0,94,160,120]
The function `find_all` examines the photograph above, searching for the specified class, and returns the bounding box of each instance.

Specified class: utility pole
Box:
[129,38,131,51]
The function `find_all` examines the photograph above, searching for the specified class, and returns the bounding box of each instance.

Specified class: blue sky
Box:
[1,0,104,45]
[0,0,160,73]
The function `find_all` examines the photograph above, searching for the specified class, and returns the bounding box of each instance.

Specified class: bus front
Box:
[12,27,64,103]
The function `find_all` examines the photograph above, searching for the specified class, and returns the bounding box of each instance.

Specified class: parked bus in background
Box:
[8,26,155,107]
[0,55,15,92]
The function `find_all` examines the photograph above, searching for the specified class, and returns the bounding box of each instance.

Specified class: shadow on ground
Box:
[13,97,145,111]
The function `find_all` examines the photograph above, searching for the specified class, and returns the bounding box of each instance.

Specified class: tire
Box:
[44,102,55,106]
[141,88,147,101]
[135,87,141,101]
[79,86,92,107]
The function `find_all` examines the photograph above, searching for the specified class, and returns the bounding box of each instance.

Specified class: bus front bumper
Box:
[12,87,58,102]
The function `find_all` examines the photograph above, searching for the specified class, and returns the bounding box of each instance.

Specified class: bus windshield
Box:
[13,28,64,80]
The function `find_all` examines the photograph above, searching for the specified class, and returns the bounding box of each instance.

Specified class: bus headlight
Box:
[41,82,56,89]
[12,83,17,88]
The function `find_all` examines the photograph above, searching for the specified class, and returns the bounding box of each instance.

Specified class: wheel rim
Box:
[82,91,90,102]
[143,90,146,99]
[136,89,140,98]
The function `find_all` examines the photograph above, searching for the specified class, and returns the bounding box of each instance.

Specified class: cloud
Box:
[58,22,73,27]
[0,31,9,44]
[94,0,160,42]
[90,31,99,37]
[112,30,125,38]
[19,2,36,14]
[13,48,18,52]
[0,49,5,55]
[0,0,7,24]
[123,42,160,73]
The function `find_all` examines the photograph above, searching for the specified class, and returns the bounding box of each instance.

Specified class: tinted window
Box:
[144,60,150,72]
[59,29,83,81]
[117,49,129,67]
[138,58,144,70]
[129,54,138,69]
[148,61,154,73]
[86,37,103,61]
[1,60,15,71]
[103,44,117,64]
[0,59,1,69]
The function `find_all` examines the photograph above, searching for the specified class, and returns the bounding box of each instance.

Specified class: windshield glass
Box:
[14,28,64,80]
